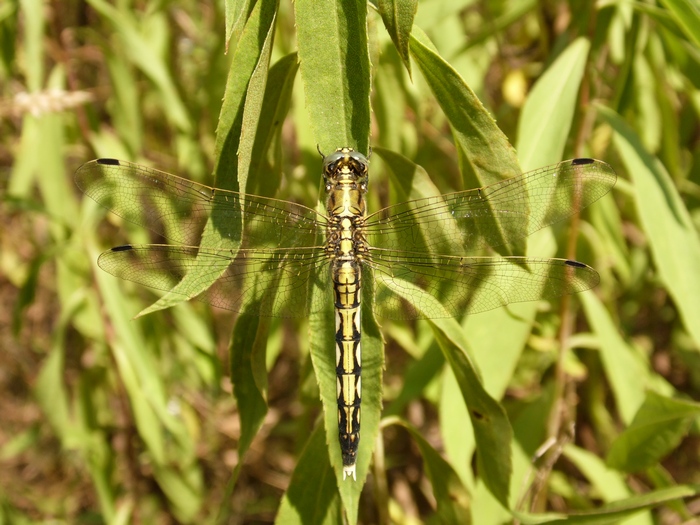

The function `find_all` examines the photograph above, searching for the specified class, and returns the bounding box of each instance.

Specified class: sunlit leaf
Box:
[600,106,700,350]
[607,391,700,472]
[294,0,371,155]
[376,0,417,75]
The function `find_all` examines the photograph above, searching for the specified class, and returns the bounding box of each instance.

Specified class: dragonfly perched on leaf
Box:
[75,149,616,480]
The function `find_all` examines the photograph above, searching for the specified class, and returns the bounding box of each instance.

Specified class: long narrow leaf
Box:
[295,0,371,154]
[599,106,700,350]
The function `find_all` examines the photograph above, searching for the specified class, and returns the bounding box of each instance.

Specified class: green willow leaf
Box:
[659,0,700,47]
[409,26,523,257]
[229,309,272,484]
[376,0,417,75]
[580,292,649,425]
[294,0,371,155]
[138,0,278,316]
[607,391,700,472]
[238,13,277,194]
[85,0,191,133]
[599,105,700,350]
[431,324,512,508]
[276,423,342,524]
[225,0,255,53]
[514,485,700,524]
[563,445,643,505]
[249,52,299,197]
[214,0,279,190]
[409,26,520,189]
[516,37,590,171]
[377,274,512,507]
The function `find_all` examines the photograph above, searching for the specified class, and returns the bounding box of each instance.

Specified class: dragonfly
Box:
[75,149,616,481]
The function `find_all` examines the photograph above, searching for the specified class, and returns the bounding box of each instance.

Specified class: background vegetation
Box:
[1,0,700,523]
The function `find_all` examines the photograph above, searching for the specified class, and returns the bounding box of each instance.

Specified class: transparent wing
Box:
[364,158,616,255]
[366,249,599,320]
[98,244,330,318]
[75,159,327,249]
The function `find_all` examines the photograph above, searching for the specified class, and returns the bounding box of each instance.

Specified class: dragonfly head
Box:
[322,147,369,193]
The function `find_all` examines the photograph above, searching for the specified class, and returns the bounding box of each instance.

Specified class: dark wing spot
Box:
[565,259,587,268]
[572,158,594,165]
[111,244,134,252]
[96,158,121,166]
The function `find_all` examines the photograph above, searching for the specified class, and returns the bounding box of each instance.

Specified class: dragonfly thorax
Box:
[324,148,369,264]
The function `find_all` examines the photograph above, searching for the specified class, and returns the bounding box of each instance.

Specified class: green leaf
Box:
[372,146,459,254]
[85,0,192,133]
[216,305,276,524]
[384,417,472,523]
[152,464,202,522]
[432,323,512,507]
[607,391,700,472]
[409,26,524,256]
[386,342,444,417]
[563,445,654,524]
[514,485,700,524]
[409,26,520,189]
[579,292,648,425]
[213,0,279,191]
[440,364,475,491]
[295,0,371,154]
[237,12,277,195]
[659,0,700,47]
[377,274,512,507]
[249,52,299,197]
[138,0,278,316]
[516,37,590,170]
[276,423,341,524]
[564,445,645,502]
[105,51,143,155]
[373,146,440,200]
[372,42,410,152]
[376,0,417,75]
[34,327,71,441]
[20,0,43,91]
[225,0,255,52]
[91,263,164,465]
[599,105,700,350]
[230,311,271,472]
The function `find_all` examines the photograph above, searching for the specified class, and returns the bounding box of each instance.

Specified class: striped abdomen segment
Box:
[333,259,361,481]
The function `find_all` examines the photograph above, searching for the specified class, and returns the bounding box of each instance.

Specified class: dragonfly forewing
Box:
[75,159,328,249]
[364,158,616,256]
[77,152,615,482]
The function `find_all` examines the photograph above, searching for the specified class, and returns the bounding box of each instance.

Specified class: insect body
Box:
[75,149,616,481]
[324,149,369,479]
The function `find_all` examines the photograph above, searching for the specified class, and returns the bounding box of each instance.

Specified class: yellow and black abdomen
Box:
[332,259,362,479]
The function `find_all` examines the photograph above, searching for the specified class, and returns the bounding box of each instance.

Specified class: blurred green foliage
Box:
[1,0,700,523]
